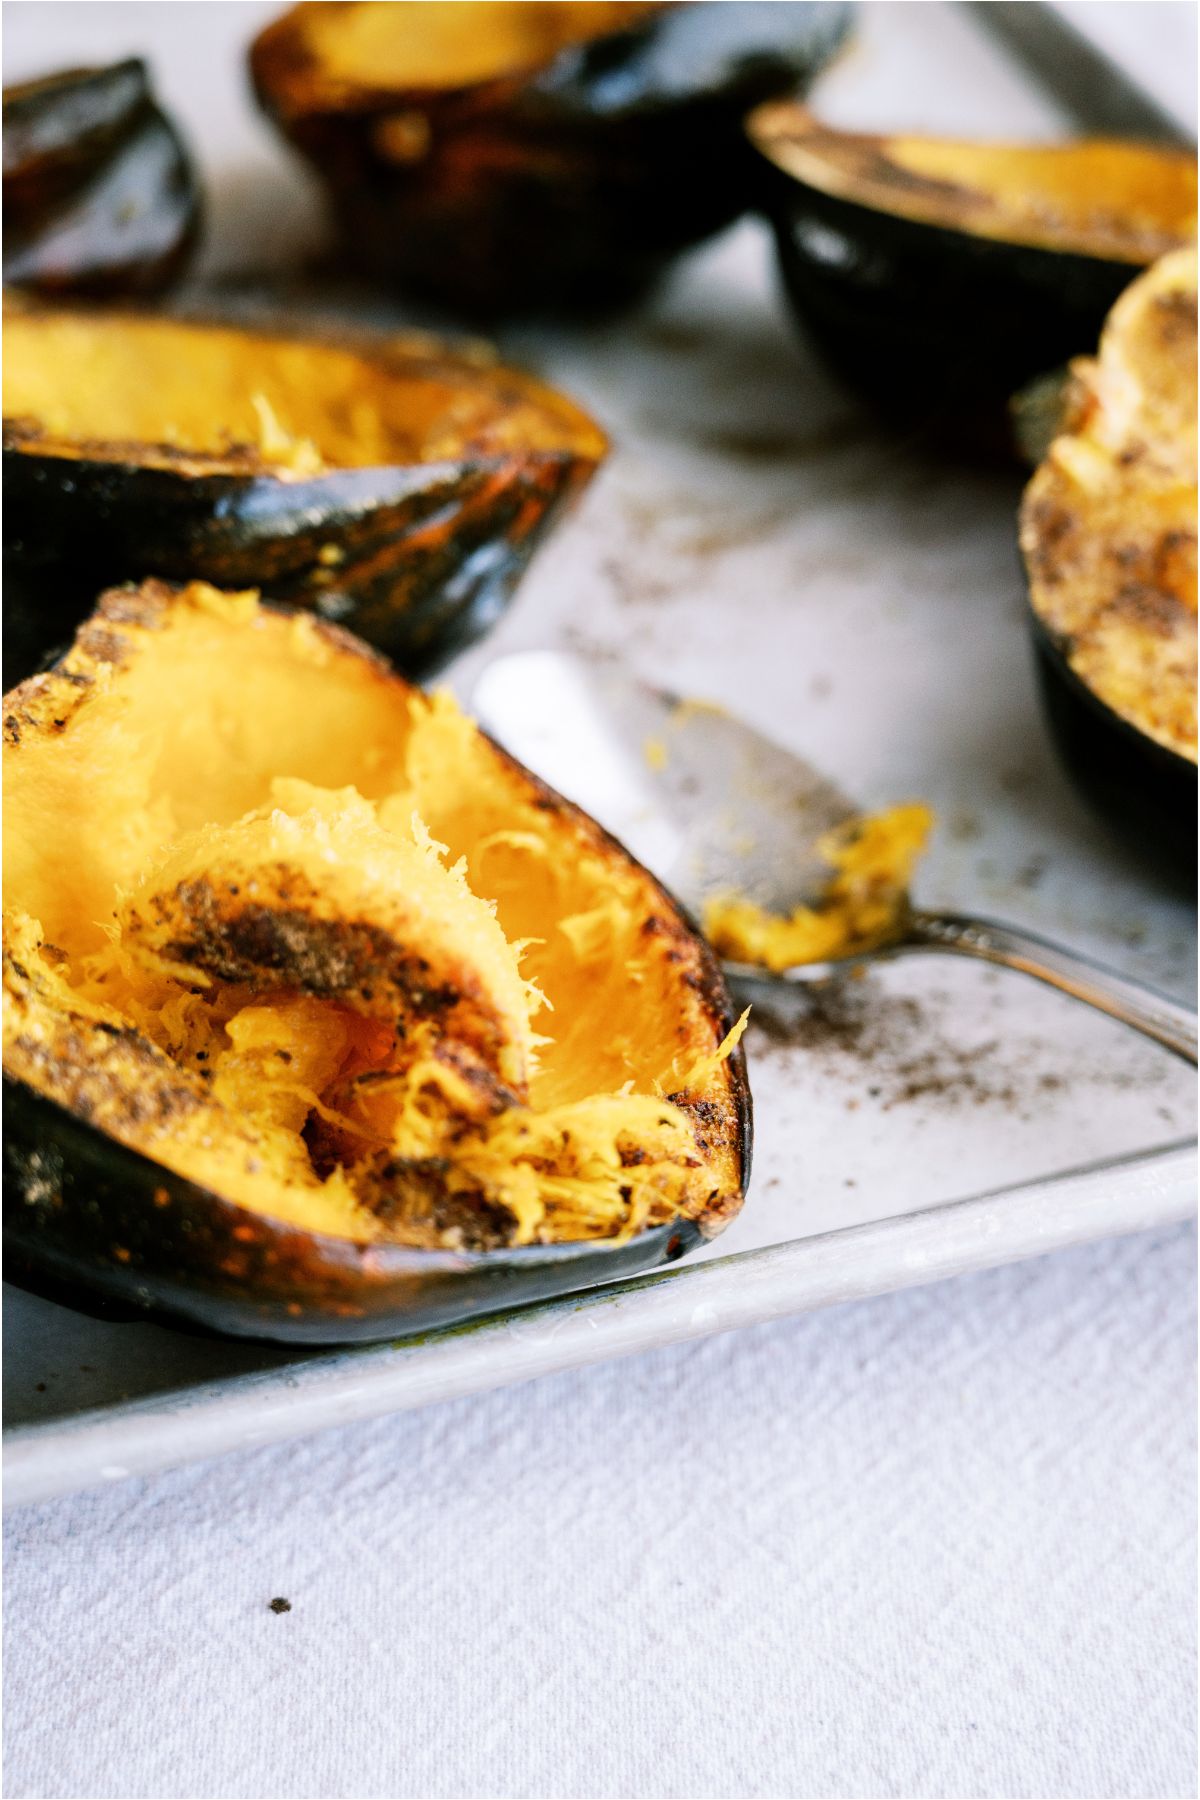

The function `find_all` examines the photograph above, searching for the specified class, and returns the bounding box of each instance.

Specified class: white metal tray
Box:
[3,0,1195,1509]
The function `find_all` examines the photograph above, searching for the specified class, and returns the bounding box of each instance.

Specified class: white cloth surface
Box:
[5,1223,1196,1800]
[2,5,1196,1796]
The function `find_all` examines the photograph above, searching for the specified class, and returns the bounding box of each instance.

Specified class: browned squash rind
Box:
[1,301,606,686]
[748,101,1198,442]
[1020,249,1198,765]
[3,582,750,1342]
[750,106,1197,263]
[249,1,852,316]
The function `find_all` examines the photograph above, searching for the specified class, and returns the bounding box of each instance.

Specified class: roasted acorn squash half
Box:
[249,0,851,316]
[1020,248,1197,867]
[1,300,606,688]
[3,59,200,297]
[748,103,1197,445]
[2,582,750,1344]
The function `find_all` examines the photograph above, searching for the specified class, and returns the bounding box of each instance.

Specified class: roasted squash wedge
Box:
[250,0,851,316]
[3,582,750,1343]
[1020,249,1197,862]
[748,103,1197,443]
[1,300,605,687]
[3,60,199,296]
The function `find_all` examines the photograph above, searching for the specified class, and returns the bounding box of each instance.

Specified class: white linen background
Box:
[4,1225,1196,1800]
[2,5,1196,1796]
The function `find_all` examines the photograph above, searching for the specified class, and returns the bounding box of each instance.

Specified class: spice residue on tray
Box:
[746,974,1179,1121]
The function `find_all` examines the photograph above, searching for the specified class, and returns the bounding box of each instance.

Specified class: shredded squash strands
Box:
[3,585,746,1252]
[248,392,324,475]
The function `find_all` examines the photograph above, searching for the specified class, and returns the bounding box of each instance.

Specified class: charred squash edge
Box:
[746,103,1197,262]
[1,304,607,683]
[249,1,669,118]
[3,1078,708,1343]
[2,589,751,1344]
[247,3,854,316]
[1017,253,1197,865]
[250,3,850,123]
[745,101,1198,446]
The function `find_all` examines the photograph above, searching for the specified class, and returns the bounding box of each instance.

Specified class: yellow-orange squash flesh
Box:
[2,301,605,476]
[704,805,933,974]
[1020,248,1198,762]
[750,105,1198,263]
[290,1,662,95]
[3,583,746,1251]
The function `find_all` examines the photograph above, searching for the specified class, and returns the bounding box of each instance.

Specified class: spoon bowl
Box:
[474,651,1196,1064]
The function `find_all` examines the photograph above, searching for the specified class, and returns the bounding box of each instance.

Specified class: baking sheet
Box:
[3,0,1196,1508]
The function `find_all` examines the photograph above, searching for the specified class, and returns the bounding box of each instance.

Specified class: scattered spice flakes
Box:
[998,765,1038,797]
[600,553,673,609]
[690,417,868,464]
[560,623,619,663]
[268,1597,292,1615]
[947,809,982,843]
[745,974,1172,1116]
[749,978,921,1061]
[1015,854,1049,890]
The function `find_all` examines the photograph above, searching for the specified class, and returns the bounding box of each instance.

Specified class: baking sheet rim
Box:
[5,1136,1195,1510]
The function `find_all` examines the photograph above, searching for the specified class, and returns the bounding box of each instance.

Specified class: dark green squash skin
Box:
[3,945,750,1345]
[2,594,752,1345]
[2,434,600,691]
[3,60,200,297]
[761,172,1142,450]
[1029,613,1197,883]
[3,1080,711,1343]
[250,1,852,317]
[3,896,750,1344]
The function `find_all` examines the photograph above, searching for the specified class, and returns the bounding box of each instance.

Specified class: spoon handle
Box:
[902,910,1197,1064]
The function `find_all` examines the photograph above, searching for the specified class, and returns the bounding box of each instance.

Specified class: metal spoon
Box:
[473,651,1197,1065]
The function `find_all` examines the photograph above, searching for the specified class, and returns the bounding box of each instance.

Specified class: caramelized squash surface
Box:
[2,302,605,687]
[295,0,661,93]
[250,2,851,318]
[751,106,1197,262]
[1020,249,1197,762]
[4,584,746,1252]
[2,304,604,474]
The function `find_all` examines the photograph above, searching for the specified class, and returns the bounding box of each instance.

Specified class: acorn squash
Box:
[1,301,606,688]
[249,0,851,316]
[2,582,750,1343]
[3,59,199,297]
[1020,248,1197,862]
[747,103,1197,444]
